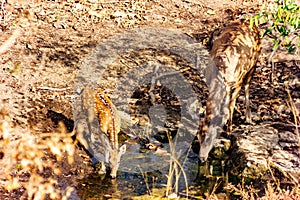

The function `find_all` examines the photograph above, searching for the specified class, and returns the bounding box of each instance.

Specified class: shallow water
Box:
[75,140,230,199]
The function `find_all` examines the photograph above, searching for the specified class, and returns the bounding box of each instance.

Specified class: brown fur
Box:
[79,87,125,178]
[94,88,120,150]
[197,21,261,161]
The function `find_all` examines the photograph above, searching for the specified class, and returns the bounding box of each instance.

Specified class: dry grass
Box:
[165,133,189,199]
[285,82,300,151]
[0,110,75,199]
[226,181,300,200]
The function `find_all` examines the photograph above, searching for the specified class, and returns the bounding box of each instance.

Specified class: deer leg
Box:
[227,85,242,134]
[244,67,256,124]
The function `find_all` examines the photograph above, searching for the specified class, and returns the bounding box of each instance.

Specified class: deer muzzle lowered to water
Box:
[197,21,261,162]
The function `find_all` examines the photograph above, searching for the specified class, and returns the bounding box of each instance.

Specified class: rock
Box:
[232,122,299,183]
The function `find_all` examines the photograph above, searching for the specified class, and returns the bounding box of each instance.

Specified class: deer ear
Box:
[119,144,126,154]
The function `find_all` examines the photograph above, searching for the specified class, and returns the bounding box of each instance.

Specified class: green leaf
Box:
[293,16,299,27]
[16,164,21,170]
[272,41,280,51]
[206,9,216,15]
[253,0,299,54]
[278,6,283,21]
[250,17,254,29]
[263,28,272,37]
[289,16,296,26]
[287,44,296,54]
[259,16,265,24]
[285,12,291,25]
[255,16,260,27]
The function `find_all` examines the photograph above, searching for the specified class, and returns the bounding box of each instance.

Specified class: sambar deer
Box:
[197,21,261,162]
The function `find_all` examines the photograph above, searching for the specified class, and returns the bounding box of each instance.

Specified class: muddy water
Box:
[75,141,231,199]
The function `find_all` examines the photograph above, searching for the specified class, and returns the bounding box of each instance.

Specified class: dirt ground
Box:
[0,0,299,199]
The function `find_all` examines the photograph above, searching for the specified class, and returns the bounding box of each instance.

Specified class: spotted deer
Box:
[197,21,261,162]
[76,87,126,178]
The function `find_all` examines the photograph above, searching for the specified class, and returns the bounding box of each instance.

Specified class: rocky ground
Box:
[0,0,299,199]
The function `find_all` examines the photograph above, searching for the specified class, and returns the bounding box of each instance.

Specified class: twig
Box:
[285,82,300,152]
[138,166,152,196]
[149,65,159,104]
[268,39,281,83]
[268,159,299,185]
[268,29,300,82]
[0,28,21,55]
[36,86,71,91]
[97,0,130,4]
[169,154,189,198]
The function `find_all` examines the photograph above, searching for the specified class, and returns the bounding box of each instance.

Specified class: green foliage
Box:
[250,0,300,54]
